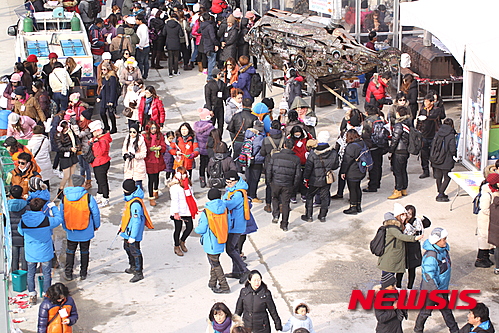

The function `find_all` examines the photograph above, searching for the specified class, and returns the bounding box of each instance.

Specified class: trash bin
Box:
[11,270,27,292]
[37,275,44,297]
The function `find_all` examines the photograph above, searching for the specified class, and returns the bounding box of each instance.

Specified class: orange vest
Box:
[205,208,228,244]
[63,194,91,231]
[227,188,250,220]
[47,303,73,333]
[120,198,154,232]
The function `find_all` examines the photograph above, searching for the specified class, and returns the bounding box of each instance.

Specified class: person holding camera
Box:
[122,123,147,190]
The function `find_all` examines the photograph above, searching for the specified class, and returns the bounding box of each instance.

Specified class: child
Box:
[8,185,28,271]
[206,302,242,333]
[195,188,230,294]
[27,177,50,213]
[163,131,175,183]
[37,283,78,332]
[282,301,316,333]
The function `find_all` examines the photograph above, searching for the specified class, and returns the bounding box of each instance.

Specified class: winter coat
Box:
[122,134,147,181]
[27,134,52,181]
[235,283,282,333]
[200,20,220,54]
[282,314,315,333]
[194,199,227,255]
[390,115,412,154]
[55,129,80,158]
[232,64,256,102]
[193,120,215,156]
[225,98,242,124]
[13,96,46,122]
[124,27,139,55]
[430,124,457,170]
[205,79,227,110]
[245,129,265,165]
[489,191,499,248]
[110,35,133,54]
[119,67,142,95]
[169,178,192,216]
[10,164,41,197]
[477,187,498,249]
[339,139,366,181]
[18,207,63,262]
[252,110,272,135]
[162,19,184,51]
[164,142,175,173]
[191,19,202,46]
[78,0,97,23]
[7,116,36,140]
[49,67,73,94]
[208,152,237,176]
[404,217,423,269]
[61,186,101,242]
[37,296,78,333]
[458,321,495,333]
[303,144,339,187]
[416,105,446,139]
[259,129,284,163]
[91,132,112,167]
[138,96,165,126]
[407,79,419,117]
[220,26,238,62]
[223,178,249,234]
[169,135,199,171]
[8,199,28,247]
[388,100,409,125]
[120,186,146,242]
[290,131,313,165]
[374,292,404,333]
[227,108,257,142]
[143,133,167,174]
[365,76,392,109]
[26,190,50,212]
[0,109,11,130]
[377,218,418,273]
[3,83,16,110]
[361,114,385,149]
[267,149,302,188]
[420,239,452,290]
[285,78,303,109]
[98,76,118,112]
[211,0,227,14]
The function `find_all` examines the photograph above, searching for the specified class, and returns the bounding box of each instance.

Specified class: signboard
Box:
[309,0,332,14]
[463,72,486,170]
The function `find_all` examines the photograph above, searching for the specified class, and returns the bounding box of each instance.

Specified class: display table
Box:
[449,171,484,210]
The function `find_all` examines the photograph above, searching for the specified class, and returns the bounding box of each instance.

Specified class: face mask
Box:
[19,165,28,172]
[294,134,301,138]
[133,85,140,93]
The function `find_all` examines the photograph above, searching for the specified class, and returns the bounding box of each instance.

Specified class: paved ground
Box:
[3,1,499,332]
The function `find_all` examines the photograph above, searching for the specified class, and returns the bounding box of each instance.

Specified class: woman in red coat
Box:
[287,125,313,203]
[89,120,112,208]
[169,122,199,179]
[143,120,166,206]
[138,86,165,130]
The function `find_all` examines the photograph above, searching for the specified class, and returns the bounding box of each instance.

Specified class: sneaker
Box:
[53,169,63,179]
[98,198,109,208]
[301,195,306,203]
[63,273,73,281]
[300,215,313,223]
[130,272,144,283]
[494,268,499,275]
[169,74,173,78]
[313,202,321,207]
[29,295,37,305]
[94,194,103,204]
[175,72,180,76]
[290,197,297,204]
[419,172,430,179]
[202,69,207,74]
[318,216,326,222]
[330,194,343,199]
[271,217,279,224]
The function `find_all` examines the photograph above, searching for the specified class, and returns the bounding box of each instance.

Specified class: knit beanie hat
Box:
[123,179,137,194]
[428,227,449,245]
[227,14,236,24]
[129,122,140,133]
[14,86,27,96]
[81,109,93,120]
[261,97,274,110]
[10,73,21,82]
[224,170,240,182]
[317,131,330,144]
[198,107,212,121]
[393,203,407,217]
[88,120,103,132]
[208,188,221,200]
[381,272,396,289]
[28,177,47,192]
[72,175,85,187]
[232,8,242,18]
[10,185,24,199]
[486,172,499,185]
[117,26,125,35]
[279,101,289,111]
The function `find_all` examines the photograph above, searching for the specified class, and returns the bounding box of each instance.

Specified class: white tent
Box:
[399,0,499,80]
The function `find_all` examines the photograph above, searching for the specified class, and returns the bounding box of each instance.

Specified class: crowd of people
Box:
[4,0,498,332]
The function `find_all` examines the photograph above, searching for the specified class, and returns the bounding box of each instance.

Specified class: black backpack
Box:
[371,119,389,148]
[429,135,446,165]
[249,73,263,97]
[87,0,102,19]
[370,225,398,256]
[408,128,423,155]
[354,142,373,173]
[207,157,225,188]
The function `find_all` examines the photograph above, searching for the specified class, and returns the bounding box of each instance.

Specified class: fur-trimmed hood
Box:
[315,143,334,155]
[394,114,412,123]
[383,217,404,230]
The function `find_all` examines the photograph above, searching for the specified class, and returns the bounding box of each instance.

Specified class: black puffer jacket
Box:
[227,108,257,142]
[390,115,412,154]
[9,200,27,247]
[200,20,219,54]
[259,129,284,163]
[431,124,457,170]
[417,105,445,139]
[339,139,366,181]
[458,322,495,333]
[375,293,406,333]
[362,114,384,149]
[407,79,419,117]
[55,130,80,157]
[235,283,282,333]
[266,149,301,187]
[219,26,238,62]
[204,79,227,110]
[162,19,183,51]
[303,144,340,187]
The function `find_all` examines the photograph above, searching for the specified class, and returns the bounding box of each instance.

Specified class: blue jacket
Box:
[194,199,227,255]
[8,198,28,247]
[421,239,452,290]
[18,207,63,263]
[0,109,11,130]
[232,65,256,102]
[245,129,265,165]
[27,189,51,214]
[223,178,249,234]
[37,296,78,333]
[252,103,271,135]
[120,186,146,242]
[61,187,101,242]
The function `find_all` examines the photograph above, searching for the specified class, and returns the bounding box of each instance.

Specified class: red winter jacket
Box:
[138,97,165,127]
[143,133,167,174]
[289,132,313,165]
[211,0,227,14]
[169,135,200,171]
[91,132,112,167]
[365,76,392,109]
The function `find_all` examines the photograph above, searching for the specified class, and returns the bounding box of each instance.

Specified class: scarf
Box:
[67,129,76,149]
[212,317,232,333]
[182,178,198,218]
[145,96,153,116]
[293,314,307,321]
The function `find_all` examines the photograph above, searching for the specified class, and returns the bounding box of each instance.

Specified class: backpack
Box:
[63,194,91,231]
[268,136,284,156]
[354,142,373,173]
[370,225,398,256]
[205,208,229,244]
[87,0,101,19]
[429,135,447,165]
[473,183,487,215]
[207,157,225,188]
[371,119,389,148]
[237,137,253,169]
[249,73,263,97]
[148,27,159,41]
[424,249,449,275]
[83,141,95,163]
[408,127,423,155]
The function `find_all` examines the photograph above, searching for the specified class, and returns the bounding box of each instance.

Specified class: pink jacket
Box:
[192,20,202,45]
[7,116,36,140]
[122,134,147,181]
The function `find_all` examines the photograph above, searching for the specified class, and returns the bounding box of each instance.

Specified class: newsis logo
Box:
[348,290,481,310]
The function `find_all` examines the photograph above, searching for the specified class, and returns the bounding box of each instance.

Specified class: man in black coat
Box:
[227,98,257,162]
[458,303,495,333]
[267,139,301,231]
[200,13,220,81]
[375,274,407,333]
[302,131,339,222]
[162,14,184,77]
[362,104,387,192]
[204,68,227,133]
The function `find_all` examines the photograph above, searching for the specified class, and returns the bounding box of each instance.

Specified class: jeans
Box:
[173,216,193,246]
[246,164,263,199]
[346,180,362,204]
[392,153,409,191]
[167,50,180,75]
[27,261,51,295]
[305,184,331,218]
[421,137,433,174]
[367,148,383,190]
[136,46,150,79]
[78,155,92,180]
[65,240,90,277]
[199,154,209,179]
[190,43,198,63]
[123,240,143,273]
[12,245,27,271]
[135,180,143,190]
[271,183,293,226]
[147,172,159,198]
[414,294,459,333]
[226,233,247,275]
[93,161,110,198]
[206,51,217,80]
[434,168,452,195]
[52,92,68,113]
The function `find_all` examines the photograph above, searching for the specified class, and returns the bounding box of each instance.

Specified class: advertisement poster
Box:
[464,72,485,170]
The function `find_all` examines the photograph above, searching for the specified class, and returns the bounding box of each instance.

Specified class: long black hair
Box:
[176,122,195,139]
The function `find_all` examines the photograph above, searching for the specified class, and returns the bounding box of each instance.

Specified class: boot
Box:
[264,204,271,213]
[401,189,408,196]
[130,272,144,283]
[153,190,159,199]
[84,179,92,190]
[149,197,157,206]
[150,50,157,69]
[80,250,89,279]
[388,190,402,200]
[174,246,184,256]
[343,204,358,215]
[180,241,188,252]
[56,188,64,200]
[64,251,74,280]
[200,177,207,188]
[213,266,230,293]
[356,202,362,213]
[197,62,203,72]
[155,51,164,69]
[208,268,217,289]
[475,249,493,268]
[125,266,136,274]
[109,112,117,134]
[52,253,60,269]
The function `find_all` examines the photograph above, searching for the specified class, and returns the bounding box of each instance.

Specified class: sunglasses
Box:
[150,126,157,129]
[102,69,108,72]
[398,99,406,102]
[18,161,27,165]
[129,130,137,134]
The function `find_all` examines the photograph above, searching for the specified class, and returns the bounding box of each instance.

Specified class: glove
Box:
[128,153,135,160]
[128,238,135,243]
[304,179,309,188]
[123,153,129,161]
[186,154,191,159]
[418,115,427,121]
[47,202,56,209]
